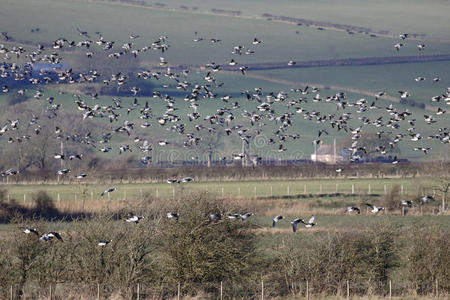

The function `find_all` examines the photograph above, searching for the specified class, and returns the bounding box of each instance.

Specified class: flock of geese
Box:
[1,23,448,244]
[20,193,434,242]
[0,28,448,180]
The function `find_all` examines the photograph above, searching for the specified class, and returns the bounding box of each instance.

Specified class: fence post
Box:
[177,282,181,300]
[346,280,349,299]
[402,206,405,216]
[304,184,306,194]
[222,187,224,198]
[172,187,175,200]
[91,191,93,201]
[49,284,52,300]
[254,186,257,198]
[351,184,354,194]
[261,280,264,300]
[10,285,13,300]
[270,185,273,197]
[368,183,371,194]
[287,185,290,196]
[97,283,100,300]
[124,190,127,201]
[384,184,387,194]
[389,280,392,299]
[156,188,159,198]
[75,193,77,201]
[319,184,322,193]
[220,281,223,300]
[140,189,143,200]
[306,280,309,300]
[401,184,404,194]
[238,187,241,197]
[436,279,439,298]
[336,183,338,193]
[442,194,446,214]
[24,193,26,204]
[136,282,140,300]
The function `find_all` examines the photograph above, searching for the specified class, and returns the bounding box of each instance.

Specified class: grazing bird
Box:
[272,215,283,227]
[125,215,144,223]
[365,203,384,213]
[101,187,116,196]
[346,206,360,214]
[39,232,63,242]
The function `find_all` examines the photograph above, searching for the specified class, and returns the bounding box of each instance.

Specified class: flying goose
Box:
[166,212,179,221]
[101,187,116,196]
[300,215,316,228]
[20,227,39,236]
[240,212,253,220]
[346,206,360,214]
[125,215,144,223]
[400,200,412,208]
[291,218,302,232]
[365,203,384,213]
[272,215,283,227]
[98,240,111,246]
[39,232,63,242]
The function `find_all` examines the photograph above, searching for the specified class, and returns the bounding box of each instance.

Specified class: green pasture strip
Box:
[0,177,434,202]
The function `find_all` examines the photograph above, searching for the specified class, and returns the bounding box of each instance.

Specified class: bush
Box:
[156,193,260,296]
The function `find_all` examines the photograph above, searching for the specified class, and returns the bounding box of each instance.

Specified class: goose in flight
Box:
[240,212,253,220]
[394,43,404,51]
[209,213,221,222]
[300,215,316,228]
[291,218,302,232]
[365,203,384,213]
[39,232,63,242]
[346,206,360,214]
[57,168,70,175]
[20,227,39,236]
[272,215,283,227]
[98,240,111,246]
[417,44,426,50]
[101,187,116,196]
[421,195,434,203]
[126,215,144,223]
[252,38,262,45]
[166,212,179,221]
[400,200,412,208]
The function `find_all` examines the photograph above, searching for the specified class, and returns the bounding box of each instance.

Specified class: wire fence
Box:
[5,279,447,299]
